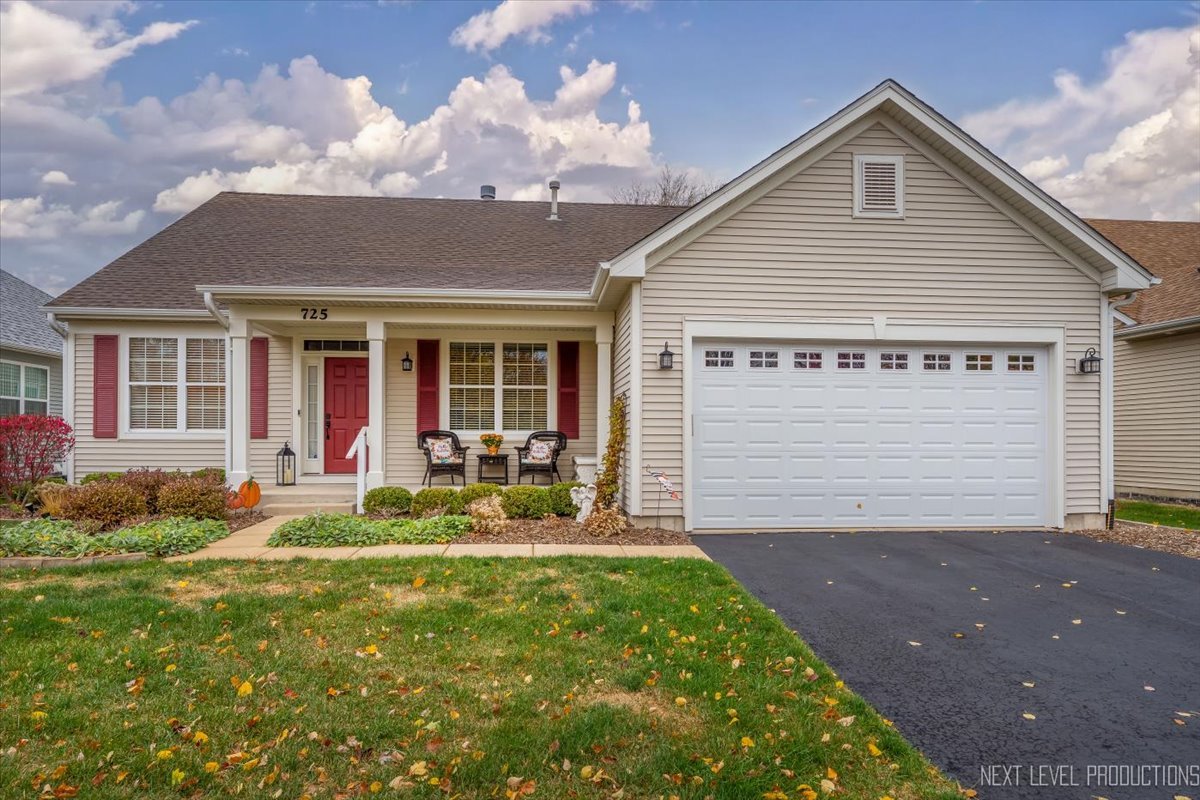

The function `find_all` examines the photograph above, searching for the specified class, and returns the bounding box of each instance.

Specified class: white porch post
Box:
[228,314,251,487]
[366,320,386,490]
[595,323,613,461]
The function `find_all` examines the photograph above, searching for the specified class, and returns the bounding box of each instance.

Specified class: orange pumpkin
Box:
[238,477,261,509]
[226,490,244,510]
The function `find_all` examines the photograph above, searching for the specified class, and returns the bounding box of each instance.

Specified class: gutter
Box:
[1114,314,1200,340]
[203,291,230,330]
[46,312,68,338]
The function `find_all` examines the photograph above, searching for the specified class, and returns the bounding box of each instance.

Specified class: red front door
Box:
[324,358,369,474]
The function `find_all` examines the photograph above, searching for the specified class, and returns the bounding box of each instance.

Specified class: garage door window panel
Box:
[923,352,953,372]
[880,352,909,371]
[964,353,994,372]
[703,349,735,369]
[793,351,823,370]
[1007,353,1037,373]
[836,351,867,370]
[748,349,780,369]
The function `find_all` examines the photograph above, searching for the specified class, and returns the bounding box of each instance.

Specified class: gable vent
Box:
[854,154,904,218]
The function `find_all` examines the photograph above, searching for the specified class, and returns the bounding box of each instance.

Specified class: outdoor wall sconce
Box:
[1077,347,1102,375]
[276,441,297,486]
[658,342,676,370]
[401,351,413,372]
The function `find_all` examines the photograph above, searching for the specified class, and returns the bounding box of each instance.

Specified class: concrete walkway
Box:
[167,515,710,561]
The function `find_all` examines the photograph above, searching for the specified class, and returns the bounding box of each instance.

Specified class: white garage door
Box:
[691,343,1048,529]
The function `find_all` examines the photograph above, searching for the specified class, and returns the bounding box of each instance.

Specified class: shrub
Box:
[467,495,508,536]
[548,481,584,517]
[0,415,74,498]
[459,482,502,507]
[412,487,463,517]
[37,482,73,518]
[362,486,413,516]
[157,475,227,520]
[595,393,627,507]
[80,472,122,485]
[0,517,228,558]
[191,467,226,483]
[501,485,552,519]
[99,517,229,557]
[116,468,174,513]
[267,511,469,547]
[583,504,628,538]
[61,481,148,530]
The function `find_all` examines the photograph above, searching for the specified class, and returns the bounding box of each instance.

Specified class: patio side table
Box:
[476,453,510,485]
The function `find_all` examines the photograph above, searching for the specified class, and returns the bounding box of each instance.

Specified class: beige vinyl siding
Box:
[612,289,634,511]
[72,329,225,477]
[1114,331,1200,499]
[0,347,63,417]
[639,120,1103,524]
[249,334,293,478]
[383,331,598,487]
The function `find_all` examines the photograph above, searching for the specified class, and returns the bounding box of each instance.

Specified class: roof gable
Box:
[1086,219,1199,326]
[606,80,1156,293]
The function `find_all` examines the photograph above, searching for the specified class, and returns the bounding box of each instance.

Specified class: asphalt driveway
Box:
[697,531,1200,799]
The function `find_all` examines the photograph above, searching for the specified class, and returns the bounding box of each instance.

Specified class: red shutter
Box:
[557,341,580,439]
[416,339,439,433]
[250,337,269,439]
[92,334,118,439]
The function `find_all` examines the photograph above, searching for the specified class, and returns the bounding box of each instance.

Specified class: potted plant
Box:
[480,433,504,455]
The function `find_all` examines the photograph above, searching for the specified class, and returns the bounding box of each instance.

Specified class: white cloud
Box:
[965,25,1200,221]
[450,0,593,53]
[0,0,196,99]
[154,58,653,212]
[40,170,76,186]
[0,196,143,239]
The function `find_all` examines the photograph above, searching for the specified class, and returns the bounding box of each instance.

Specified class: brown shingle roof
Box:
[1086,218,1200,326]
[49,192,688,311]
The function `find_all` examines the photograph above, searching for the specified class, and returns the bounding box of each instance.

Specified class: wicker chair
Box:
[514,431,567,484]
[418,430,470,486]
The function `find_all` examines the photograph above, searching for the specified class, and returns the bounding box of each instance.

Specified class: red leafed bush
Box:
[0,415,75,497]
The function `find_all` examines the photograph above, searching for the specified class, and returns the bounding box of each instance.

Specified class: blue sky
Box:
[2,0,1197,293]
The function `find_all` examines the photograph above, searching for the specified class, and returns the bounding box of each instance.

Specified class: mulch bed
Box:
[1070,521,1200,560]
[462,517,690,546]
[227,511,269,533]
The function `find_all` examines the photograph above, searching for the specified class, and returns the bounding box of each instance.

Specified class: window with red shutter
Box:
[93,334,118,438]
[557,341,579,439]
[250,337,269,439]
[416,339,439,432]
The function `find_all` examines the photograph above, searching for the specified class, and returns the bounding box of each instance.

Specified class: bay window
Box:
[128,336,225,432]
[449,341,548,431]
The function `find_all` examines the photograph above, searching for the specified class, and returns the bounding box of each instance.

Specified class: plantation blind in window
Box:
[448,342,495,430]
[501,342,547,431]
[129,337,178,430]
[186,338,226,431]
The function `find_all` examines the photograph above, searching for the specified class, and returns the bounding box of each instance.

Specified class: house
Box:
[1087,220,1199,502]
[1,269,64,418]
[46,80,1157,531]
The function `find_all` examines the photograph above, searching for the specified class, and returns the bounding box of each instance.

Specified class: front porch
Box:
[222,304,613,493]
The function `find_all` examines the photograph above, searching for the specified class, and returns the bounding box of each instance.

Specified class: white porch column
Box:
[228,315,251,487]
[366,320,386,489]
[595,323,613,461]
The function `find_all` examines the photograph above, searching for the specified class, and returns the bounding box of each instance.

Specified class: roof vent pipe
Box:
[480,184,496,200]
[548,180,560,221]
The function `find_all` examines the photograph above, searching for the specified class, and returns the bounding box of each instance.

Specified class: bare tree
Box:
[610,165,721,206]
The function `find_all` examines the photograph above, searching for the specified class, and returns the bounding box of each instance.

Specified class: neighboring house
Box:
[1087,220,1199,502]
[1,269,63,418]
[47,80,1156,531]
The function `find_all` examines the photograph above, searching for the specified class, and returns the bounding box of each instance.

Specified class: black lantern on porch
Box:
[401,351,414,372]
[276,441,297,486]
[658,342,675,370]
[1078,348,1102,375]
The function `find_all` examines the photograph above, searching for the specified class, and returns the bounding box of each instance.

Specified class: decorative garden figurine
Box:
[570,483,597,523]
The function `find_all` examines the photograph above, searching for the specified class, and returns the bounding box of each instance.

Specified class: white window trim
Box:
[440,339,558,436]
[0,358,50,415]
[853,153,905,219]
[1005,351,1040,375]
[119,333,227,439]
[747,347,782,370]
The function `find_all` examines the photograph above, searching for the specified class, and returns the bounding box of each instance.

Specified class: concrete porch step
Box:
[260,501,356,515]
[258,485,358,516]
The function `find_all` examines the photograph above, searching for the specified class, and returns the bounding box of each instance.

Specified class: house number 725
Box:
[301,308,328,320]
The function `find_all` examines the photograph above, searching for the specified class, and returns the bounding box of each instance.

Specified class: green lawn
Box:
[0,558,961,800]
[1115,500,1200,530]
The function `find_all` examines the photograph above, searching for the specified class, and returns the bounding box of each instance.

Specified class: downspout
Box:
[46,312,68,338]
[203,292,230,330]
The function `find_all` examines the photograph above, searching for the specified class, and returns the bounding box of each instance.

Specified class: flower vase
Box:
[487,445,500,455]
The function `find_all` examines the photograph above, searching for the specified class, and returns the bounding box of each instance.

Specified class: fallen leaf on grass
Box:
[412,576,426,589]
